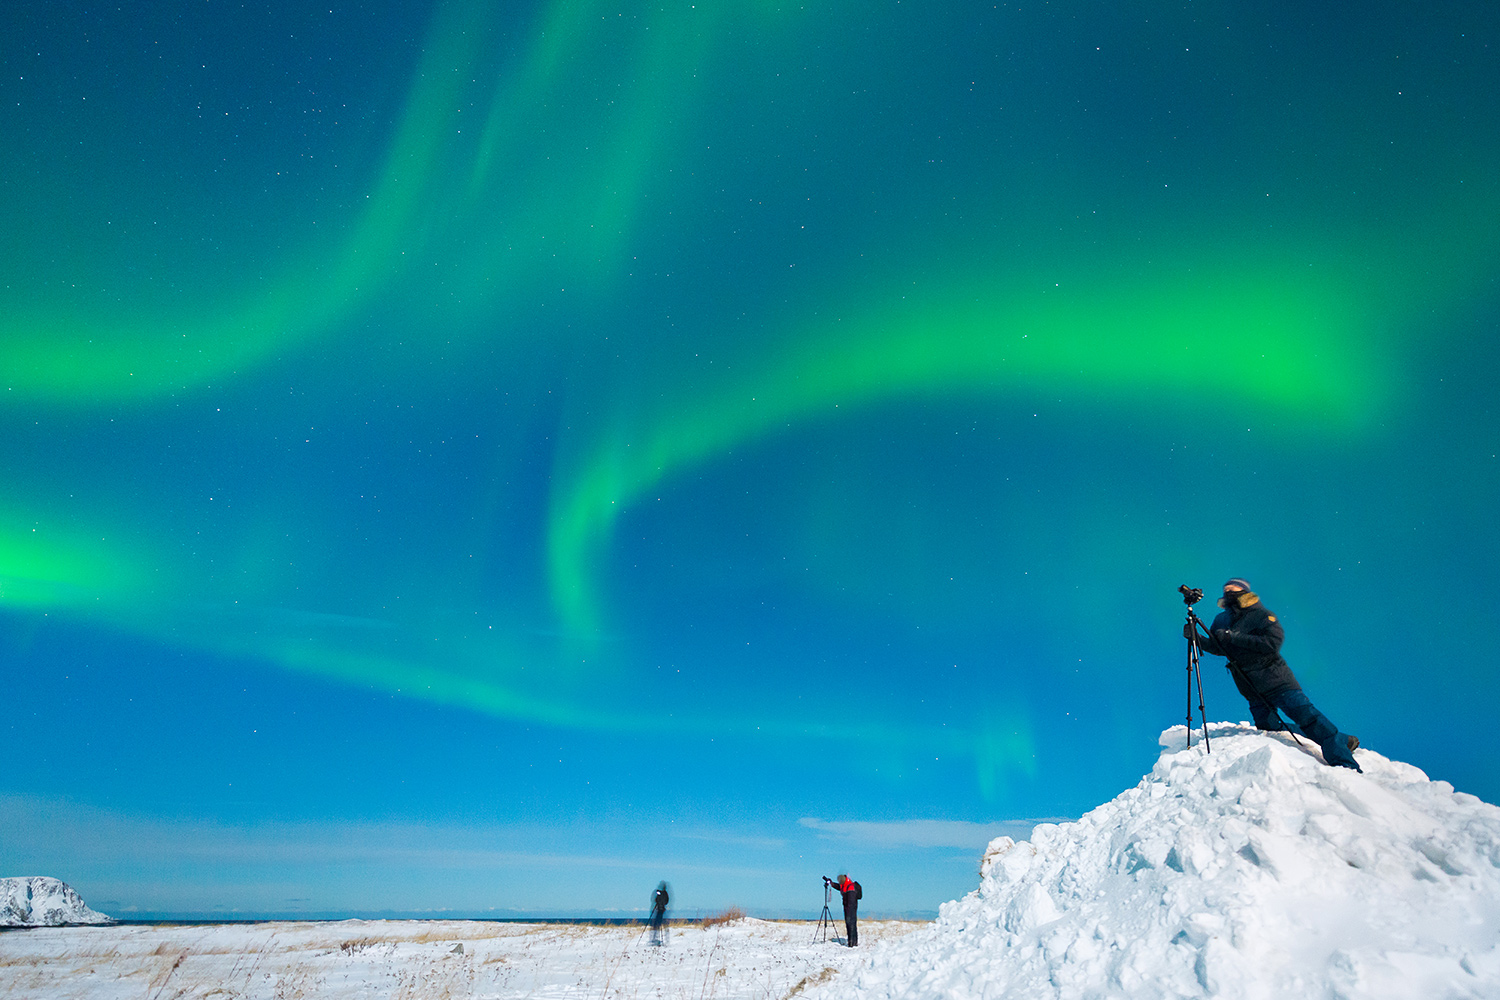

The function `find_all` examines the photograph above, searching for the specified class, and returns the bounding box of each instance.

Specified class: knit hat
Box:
[1223,578,1251,592]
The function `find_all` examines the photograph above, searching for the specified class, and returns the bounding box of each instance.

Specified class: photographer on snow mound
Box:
[1189,578,1362,771]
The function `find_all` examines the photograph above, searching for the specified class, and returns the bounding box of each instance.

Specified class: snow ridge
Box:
[0,877,111,927]
[812,724,1500,1000]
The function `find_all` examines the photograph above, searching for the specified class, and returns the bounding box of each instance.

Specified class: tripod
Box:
[813,880,834,944]
[1183,606,1212,752]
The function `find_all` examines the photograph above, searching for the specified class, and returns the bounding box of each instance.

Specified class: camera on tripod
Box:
[813,876,835,943]
[1178,584,1211,751]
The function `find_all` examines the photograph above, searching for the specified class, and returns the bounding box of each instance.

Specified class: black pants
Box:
[843,905,858,946]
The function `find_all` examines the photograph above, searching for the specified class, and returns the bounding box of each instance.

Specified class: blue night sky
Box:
[2,0,1497,919]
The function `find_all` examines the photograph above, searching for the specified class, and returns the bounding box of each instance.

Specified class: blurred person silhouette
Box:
[649,881,670,946]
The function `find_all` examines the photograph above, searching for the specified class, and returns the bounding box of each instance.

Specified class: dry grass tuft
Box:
[339,936,381,955]
[0,955,44,969]
[700,907,745,928]
[403,924,515,944]
[782,966,838,999]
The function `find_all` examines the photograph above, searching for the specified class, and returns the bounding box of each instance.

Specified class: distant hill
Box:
[808,723,1500,999]
[0,877,111,927]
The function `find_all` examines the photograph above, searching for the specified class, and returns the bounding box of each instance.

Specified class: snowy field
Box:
[7,723,1499,999]
[0,916,921,999]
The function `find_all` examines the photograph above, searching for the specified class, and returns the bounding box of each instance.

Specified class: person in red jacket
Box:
[825,873,861,946]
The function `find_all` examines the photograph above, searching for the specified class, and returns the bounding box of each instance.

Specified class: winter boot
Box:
[1320,733,1362,771]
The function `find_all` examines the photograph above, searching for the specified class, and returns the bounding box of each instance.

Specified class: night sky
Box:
[2,0,1497,918]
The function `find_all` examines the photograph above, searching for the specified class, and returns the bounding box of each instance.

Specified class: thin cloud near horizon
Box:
[797,817,1071,850]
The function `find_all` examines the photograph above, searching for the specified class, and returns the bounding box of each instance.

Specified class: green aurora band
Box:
[1,0,1497,793]
[1,0,724,401]
[546,260,1385,633]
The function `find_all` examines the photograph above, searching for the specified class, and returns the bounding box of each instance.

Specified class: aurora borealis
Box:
[3,0,1498,916]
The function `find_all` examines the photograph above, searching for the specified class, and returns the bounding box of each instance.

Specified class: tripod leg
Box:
[1185,619,1196,748]
[1193,657,1211,752]
[1186,660,1195,748]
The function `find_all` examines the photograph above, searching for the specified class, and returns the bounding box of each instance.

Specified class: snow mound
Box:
[812,724,1500,1000]
[0,877,111,926]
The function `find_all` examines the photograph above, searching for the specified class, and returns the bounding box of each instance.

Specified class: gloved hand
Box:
[1182,622,1195,639]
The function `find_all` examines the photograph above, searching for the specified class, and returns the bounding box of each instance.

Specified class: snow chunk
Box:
[808,723,1500,1000]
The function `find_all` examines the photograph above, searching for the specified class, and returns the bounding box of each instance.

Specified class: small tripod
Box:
[813,879,835,944]
[1179,586,1212,752]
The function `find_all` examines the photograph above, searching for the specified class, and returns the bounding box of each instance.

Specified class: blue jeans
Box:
[1248,688,1360,771]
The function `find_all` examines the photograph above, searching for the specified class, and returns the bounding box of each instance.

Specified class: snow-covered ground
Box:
[804,723,1500,1000]
[7,723,1497,999]
[0,916,919,999]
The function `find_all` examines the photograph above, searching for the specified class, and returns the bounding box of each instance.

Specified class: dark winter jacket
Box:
[1197,592,1299,698]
